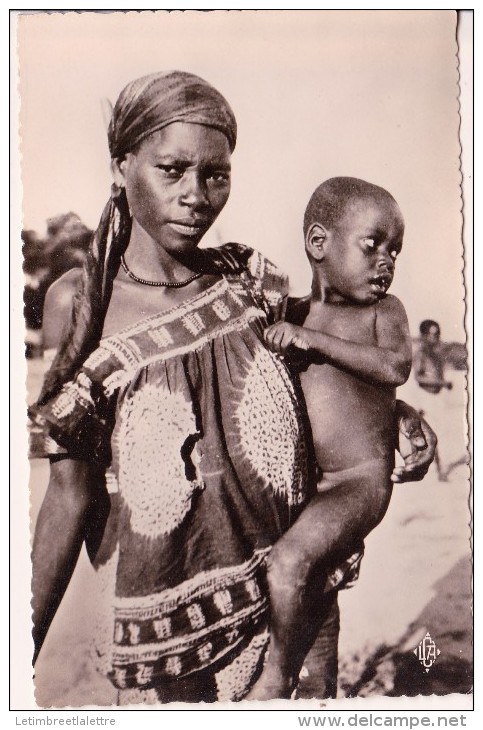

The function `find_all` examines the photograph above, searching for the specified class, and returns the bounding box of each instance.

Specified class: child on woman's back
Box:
[248,177,413,699]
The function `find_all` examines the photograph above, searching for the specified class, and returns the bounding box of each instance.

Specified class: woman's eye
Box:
[157,165,183,179]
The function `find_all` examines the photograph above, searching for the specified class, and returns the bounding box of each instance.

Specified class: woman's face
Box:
[114,122,232,254]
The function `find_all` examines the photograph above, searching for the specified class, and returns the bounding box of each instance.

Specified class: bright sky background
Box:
[16,9,465,340]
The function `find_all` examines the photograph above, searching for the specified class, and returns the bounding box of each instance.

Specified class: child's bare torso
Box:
[289,297,396,474]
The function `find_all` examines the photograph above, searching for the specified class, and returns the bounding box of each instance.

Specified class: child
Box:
[247,176,413,699]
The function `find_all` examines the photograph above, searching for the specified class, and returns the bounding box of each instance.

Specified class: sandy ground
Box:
[26,359,472,708]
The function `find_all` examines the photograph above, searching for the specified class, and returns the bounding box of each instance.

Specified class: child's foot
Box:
[245,664,296,700]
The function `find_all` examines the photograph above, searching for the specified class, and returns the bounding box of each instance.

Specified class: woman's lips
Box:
[168,221,207,236]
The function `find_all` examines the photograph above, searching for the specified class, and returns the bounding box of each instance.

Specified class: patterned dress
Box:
[31,244,311,701]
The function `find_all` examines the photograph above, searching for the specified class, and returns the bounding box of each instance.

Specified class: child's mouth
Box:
[369,275,391,294]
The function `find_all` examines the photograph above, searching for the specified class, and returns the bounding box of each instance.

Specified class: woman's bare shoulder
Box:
[286,295,311,325]
[43,268,82,350]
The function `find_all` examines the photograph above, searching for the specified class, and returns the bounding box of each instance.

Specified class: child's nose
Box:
[377,252,395,271]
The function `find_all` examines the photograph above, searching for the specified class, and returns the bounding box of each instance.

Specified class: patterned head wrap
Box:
[108,71,237,157]
[38,71,236,404]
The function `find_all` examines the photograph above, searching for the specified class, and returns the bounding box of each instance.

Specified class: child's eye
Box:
[207,170,231,184]
[362,238,376,250]
[390,250,398,260]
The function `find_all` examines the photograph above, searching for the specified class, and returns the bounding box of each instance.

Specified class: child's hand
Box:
[264,322,311,355]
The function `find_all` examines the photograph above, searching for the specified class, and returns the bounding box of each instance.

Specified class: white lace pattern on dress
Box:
[116,384,204,539]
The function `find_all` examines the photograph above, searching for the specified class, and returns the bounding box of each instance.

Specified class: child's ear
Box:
[305,223,327,262]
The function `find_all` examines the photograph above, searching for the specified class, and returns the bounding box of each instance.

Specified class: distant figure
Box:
[413,320,453,481]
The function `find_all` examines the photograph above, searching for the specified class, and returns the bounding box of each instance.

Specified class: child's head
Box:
[420,319,441,345]
[303,177,404,304]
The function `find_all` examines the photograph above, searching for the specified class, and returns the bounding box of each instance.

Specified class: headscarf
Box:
[108,71,237,157]
[37,71,237,405]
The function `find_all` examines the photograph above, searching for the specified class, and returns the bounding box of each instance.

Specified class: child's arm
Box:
[264,294,412,387]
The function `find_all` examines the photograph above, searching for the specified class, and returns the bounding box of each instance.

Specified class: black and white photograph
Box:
[12,8,472,714]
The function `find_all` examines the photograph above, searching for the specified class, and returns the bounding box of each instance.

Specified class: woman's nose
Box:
[180,172,209,208]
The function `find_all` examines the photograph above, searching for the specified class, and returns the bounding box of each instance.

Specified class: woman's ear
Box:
[305,223,327,262]
[111,157,127,188]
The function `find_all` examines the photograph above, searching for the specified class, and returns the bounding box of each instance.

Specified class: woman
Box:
[30,71,435,704]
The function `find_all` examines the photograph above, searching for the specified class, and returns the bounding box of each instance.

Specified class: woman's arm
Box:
[391,400,437,483]
[265,295,412,387]
[31,457,103,664]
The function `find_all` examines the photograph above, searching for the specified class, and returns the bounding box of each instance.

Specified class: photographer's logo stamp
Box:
[414,631,441,672]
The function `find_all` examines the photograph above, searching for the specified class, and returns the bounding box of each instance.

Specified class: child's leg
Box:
[247,459,392,700]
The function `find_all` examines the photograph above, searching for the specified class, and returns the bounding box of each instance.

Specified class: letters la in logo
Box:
[414,631,441,672]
